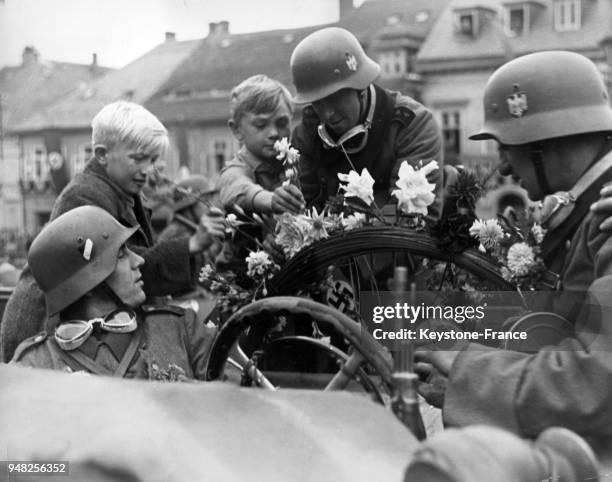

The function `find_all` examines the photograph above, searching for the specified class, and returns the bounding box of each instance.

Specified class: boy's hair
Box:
[230,75,294,123]
[91,101,169,154]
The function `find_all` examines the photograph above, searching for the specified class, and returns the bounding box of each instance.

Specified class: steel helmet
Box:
[172,174,217,212]
[470,50,612,145]
[28,206,138,315]
[290,27,380,104]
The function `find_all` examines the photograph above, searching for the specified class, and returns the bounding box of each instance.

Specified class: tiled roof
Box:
[417,0,612,71]
[10,39,201,133]
[0,60,110,129]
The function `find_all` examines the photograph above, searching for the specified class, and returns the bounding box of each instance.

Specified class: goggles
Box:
[317,85,376,155]
[54,308,137,351]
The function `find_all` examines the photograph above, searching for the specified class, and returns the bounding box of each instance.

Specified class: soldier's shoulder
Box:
[11,331,49,362]
[392,104,416,127]
[140,304,188,318]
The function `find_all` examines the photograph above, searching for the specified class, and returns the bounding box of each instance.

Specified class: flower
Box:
[342,212,366,231]
[303,207,331,243]
[246,250,275,278]
[506,242,536,277]
[392,160,438,215]
[531,223,546,244]
[469,219,504,249]
[274,138,290,159]
[275,212,311,257]
[338,168,375,205]
[226,213,238,226]
[275,137,300,166]
[199,264,215,282]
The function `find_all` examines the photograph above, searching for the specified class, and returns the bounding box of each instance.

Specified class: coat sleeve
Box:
[135,238,195,297]
[217,164,264,213]
[444,218,612,440]
[182,309,218,380]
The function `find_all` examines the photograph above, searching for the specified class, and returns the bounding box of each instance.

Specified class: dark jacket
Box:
[0,158,194,362]
[443,151,612,451]
[11,305,216,380]
[293,84,444,219]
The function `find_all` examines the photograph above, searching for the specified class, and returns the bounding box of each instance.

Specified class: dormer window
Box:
[458,12,476,36]
[378,49,407,78]
[505,5,526,36]
[554,0,581,31]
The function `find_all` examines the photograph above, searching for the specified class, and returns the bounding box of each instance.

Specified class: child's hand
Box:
[188,207,226,254]
[271,184,305,214]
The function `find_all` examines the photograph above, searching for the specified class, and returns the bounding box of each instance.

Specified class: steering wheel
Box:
[206,296,394,398]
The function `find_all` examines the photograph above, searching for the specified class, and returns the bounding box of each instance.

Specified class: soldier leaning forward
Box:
[11,206,217,380]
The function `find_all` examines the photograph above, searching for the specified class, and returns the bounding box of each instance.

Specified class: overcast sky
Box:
[0,0,356,68]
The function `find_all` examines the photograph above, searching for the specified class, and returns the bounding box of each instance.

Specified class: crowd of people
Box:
[2,26,612,475]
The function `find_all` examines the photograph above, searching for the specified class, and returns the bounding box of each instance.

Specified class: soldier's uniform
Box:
[435,51,612,457]
[293,84,444,219]
[12,306,217,380]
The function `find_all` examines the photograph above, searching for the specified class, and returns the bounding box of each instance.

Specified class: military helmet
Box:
[28,206,138,315]
[470,50,612,145]
[290,27,380,104]
[172,174,217,212]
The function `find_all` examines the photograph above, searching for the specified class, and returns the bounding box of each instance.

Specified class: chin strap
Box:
[539,150,612,231]
[530,143,552,196]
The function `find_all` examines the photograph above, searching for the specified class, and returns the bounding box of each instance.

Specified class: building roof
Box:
[10,38,200,133]
[417,0,612,72]
[0,51,110,130]
[339,0,451,47]
[149,0,450,125]
[147,25,328,124]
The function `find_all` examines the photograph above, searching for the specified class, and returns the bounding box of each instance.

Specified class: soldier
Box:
[290,27,444,218]
[158,174,219,243]
[12,206,216,379]
[1,101,225,361]
[416,51,612,455]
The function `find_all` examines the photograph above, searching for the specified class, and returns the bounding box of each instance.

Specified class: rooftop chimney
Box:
[90,52,99,75]
[208,21,229,36]
[339,0,354,20]
[218,20,229,34]
[165,31,176,42]
[22,45,39,66]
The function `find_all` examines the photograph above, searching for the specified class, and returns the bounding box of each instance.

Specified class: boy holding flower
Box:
[216,75,305,271]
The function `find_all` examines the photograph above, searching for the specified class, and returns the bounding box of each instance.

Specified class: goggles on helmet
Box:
[316,85,376,155]
[54,308,137,351]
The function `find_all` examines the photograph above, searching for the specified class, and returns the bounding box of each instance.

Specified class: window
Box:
[441,111,461,162]
[72,145,91,175]
[504,6,525,36]
[458,13,475,36]
[378,50,407,78]
[23,146,47,182]
[213,139,228,173]
[554,0,581,31]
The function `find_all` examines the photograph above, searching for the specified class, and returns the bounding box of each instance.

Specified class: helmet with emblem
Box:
[172,174,217,212]
[290,27,380,104]
[470,50,612,145]
[28,206,138,315]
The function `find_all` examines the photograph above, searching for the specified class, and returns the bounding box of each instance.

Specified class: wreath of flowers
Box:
[200,137,549,319]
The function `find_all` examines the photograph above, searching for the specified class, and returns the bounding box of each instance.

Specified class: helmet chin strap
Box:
[530,142,552,195]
